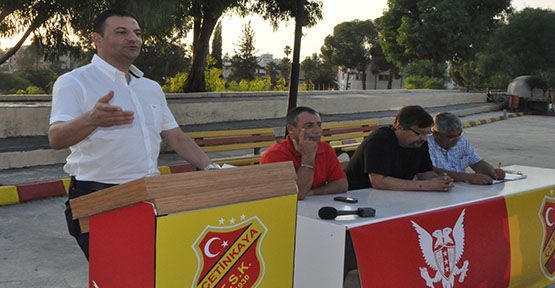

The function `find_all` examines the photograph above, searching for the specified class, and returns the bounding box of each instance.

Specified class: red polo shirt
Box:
[260,137,346,189]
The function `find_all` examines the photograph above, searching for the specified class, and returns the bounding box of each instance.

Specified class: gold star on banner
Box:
[240,214,246,220]
[218,218,225,225]
[229,218,236,224]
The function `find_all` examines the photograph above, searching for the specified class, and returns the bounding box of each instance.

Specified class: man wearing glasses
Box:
[346,105,454,191]
[428,112,505,185]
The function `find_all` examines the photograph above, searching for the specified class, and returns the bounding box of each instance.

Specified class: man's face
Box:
[93,16,142,65]
[398,125,432,148]
[288,112,322,142]
[433,128,463,150]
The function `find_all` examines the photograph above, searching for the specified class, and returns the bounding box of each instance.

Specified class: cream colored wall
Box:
[0,90,486,137]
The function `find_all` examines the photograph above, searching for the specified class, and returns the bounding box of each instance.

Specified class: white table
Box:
[294,165,555,287]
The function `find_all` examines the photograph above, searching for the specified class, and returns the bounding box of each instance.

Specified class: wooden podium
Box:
[70,162,298,288]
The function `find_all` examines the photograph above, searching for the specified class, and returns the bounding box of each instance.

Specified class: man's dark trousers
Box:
[65,177,115,260]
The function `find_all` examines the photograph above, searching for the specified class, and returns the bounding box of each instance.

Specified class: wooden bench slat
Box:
[322,120,378,130]
[201,141,275,153]
[322,132,369,142]
[187,128,274,138]
[213,155,262,166]
[196,135,275,146]
[322,125,378,136]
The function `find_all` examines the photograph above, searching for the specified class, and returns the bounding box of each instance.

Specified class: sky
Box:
[1,0,554,60]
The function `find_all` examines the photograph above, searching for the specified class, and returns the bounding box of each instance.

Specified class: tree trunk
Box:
[387,70,393,89]
[184,14,219,92]
[374,74,377,90]
[431,58,439,78]
[361,68,367,90]
[0,14,45,66]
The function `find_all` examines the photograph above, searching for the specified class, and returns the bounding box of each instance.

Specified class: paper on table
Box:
[492,171,526,184]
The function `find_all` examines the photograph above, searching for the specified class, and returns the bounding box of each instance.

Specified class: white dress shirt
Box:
[50,55,178,184]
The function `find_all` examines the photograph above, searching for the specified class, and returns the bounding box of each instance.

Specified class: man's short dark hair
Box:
[93,9,139,35]
[393,105,433,129]
[286,106,319,126]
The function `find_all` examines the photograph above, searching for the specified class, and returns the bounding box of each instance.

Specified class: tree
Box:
[229,21,259,82]
[368,40,397,89]
[474,8,555,88]
[377,0,511,77]
[403,60,447,89]
[182,0,323,92]
[0,1,181,65]
[301,53,337,90]
[211,21,223,69]
[321,19,377,90]
[264,61,279,85]
[134,37,190,84]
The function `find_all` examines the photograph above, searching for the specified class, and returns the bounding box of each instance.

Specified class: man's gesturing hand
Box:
[86,91,134,127]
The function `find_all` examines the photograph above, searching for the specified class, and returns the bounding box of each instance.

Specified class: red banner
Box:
[350,197,510,288]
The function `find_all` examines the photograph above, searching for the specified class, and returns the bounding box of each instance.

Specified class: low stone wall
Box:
[0,89,485,138]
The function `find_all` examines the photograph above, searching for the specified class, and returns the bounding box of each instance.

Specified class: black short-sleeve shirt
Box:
[346,126,433,190]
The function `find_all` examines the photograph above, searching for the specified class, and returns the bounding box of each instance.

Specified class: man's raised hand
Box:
[86,91,134,127]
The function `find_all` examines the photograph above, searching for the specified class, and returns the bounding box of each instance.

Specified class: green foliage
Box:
[321,19,377,89]
[205,67,226,92]
[301,53,337,90]
[135,39,190,84]
[15,85,46,95]
[18,65,57,91]
[403,60,446,78]
[211,22,223,69]
[404,76,444,89]
[0,72,31,93]
[378,0,511,76]
[183,0,323,92]
[227,77,272,92]
[474,8,555,88]
[162,72,188,93]
[0,0,182,66]
[274,77,287,91]
[449,61,477,89]
[423,78,445,89]
[229,21,259,82]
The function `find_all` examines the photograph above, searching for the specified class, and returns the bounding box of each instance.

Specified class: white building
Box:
[337,67,403,90]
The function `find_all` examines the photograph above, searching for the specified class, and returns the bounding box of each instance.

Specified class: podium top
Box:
[70,161,297,221]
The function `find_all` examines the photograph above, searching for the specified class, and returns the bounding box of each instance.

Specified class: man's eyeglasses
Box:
[406,127,433,137]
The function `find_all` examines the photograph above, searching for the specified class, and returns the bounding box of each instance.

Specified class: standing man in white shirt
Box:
[48,9,214,259]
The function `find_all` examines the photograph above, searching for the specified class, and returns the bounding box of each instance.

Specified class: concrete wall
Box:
[0,90,486,138]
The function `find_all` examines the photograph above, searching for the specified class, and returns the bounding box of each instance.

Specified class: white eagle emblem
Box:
[412,209,469,288]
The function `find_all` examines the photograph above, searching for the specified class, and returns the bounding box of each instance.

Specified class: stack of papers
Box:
[492,171,526,184]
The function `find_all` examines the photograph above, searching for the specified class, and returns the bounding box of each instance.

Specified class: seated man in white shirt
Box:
[427,112,505,185]
[48,9,215,259]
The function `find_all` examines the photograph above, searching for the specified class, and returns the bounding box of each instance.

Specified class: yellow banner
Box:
[504,185,555,287]
[155,194,297,288]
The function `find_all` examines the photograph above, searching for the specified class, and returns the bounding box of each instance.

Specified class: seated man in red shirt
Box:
[260,106,348,200]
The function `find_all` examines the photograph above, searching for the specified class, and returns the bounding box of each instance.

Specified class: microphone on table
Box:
[318,206,376,220]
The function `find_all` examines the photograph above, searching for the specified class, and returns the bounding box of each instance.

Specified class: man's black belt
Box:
[69,176,116,199]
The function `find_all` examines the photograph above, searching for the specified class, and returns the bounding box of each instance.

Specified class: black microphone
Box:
[318,206,376,220]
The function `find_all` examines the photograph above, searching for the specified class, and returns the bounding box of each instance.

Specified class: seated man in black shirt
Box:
[346,105,454,192]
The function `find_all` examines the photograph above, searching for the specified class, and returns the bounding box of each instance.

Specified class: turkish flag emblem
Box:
[192,217,267,288]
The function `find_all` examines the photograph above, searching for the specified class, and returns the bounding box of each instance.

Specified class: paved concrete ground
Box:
[1,114,555,288]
